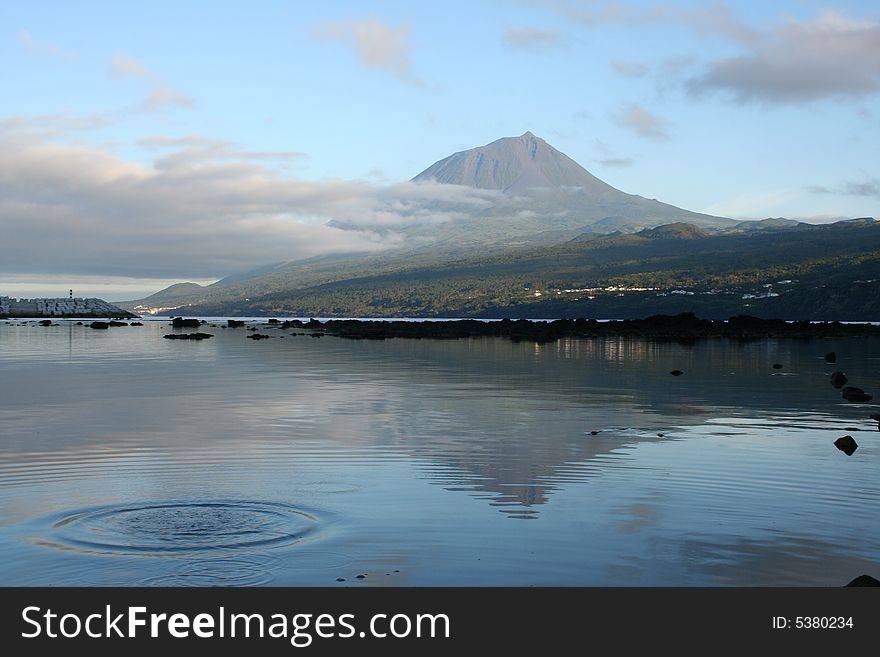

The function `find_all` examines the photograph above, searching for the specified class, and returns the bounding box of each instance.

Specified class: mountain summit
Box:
[409,132,734,238]
[412,131,617,195]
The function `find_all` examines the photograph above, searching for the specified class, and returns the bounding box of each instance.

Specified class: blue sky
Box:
[1,0,879,298]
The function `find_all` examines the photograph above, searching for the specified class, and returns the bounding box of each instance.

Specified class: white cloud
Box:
[502,27,564,50]
[0,130,498,280]
[614,103,669,139]
[110,55,153,79]
[558,0,757,44]
[110,55,195,111]
[313,19,421,85]
[18,29,78,60]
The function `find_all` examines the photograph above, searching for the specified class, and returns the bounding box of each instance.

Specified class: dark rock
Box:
[267,318,280,324]
[311,332,325,338]
[108,321,128,326]
[825,351,837,363]
[90,321,109,329]
[772,363,782,369]
[39,319,53,326]
[130,322,143,326]
[589,430,600,435]
[843,427,861,431]
[227,320,245,328]
[830,371,848,388]
[355,574,366,579]
[76,321,83,325]
[834,435,858,456]
[163,332,213,340]
[246,333,271,340]
[171,317,201,328]
[845,574,880,587]
[842,387,873,402]
[336,578,345,582]
[670,370,683,376]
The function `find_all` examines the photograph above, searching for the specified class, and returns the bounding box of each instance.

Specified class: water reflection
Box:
[0,320,878,585]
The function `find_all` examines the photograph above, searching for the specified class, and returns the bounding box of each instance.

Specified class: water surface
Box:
[1,319,878,585]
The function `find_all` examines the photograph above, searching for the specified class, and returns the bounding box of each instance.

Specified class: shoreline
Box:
[253,313,880,342]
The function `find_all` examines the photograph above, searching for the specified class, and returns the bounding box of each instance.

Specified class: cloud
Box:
[614,103,669,139]
[558,0,757,44]
[688,10,880,103]
[0,130,498,280]
[110,55,195,111]
[538,3,880,104]
[610,60,648,78]
[138,134,308,170]
[313,19,421,85]
[807,179,880,199]
[598,157,633,167]
[18,30,78,60]
[0,113,112,138]
[110,55,153,79]
[502,27,564,50]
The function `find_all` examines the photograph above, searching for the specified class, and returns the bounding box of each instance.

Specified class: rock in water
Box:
[171,317,201,328]
[90,321,109,329]
[845,574,880,587]
[246,334,271,340]
[834,435,858,456]
[228,320,245,328]
[670,370,683,376]
[842,387,872,402]
[39,319,52,326]
[830,371,848,388]
[825,351,837,363]
[772,363,782,369]
[163,333,213,340]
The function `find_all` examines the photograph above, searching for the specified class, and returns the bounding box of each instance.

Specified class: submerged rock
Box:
[108,320,128,326]
[39,319,53,326]
[246,333,270,340]
[825,351,837,363]
[670,370,683,376]
[830,371,848,388]
[130,322,143,326]
[90,321,109,329]
[772,363,782,369]
[845,574,880,587]
[227,320,245,328]
[834,435,858,456]
[163,332,213,340]
[842,387,872,402]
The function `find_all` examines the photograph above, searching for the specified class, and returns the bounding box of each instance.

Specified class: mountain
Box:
[406,132,735,241]
[412,131,616,194]
[118,133,878,319]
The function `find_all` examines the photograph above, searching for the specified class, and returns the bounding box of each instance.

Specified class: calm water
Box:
[1,319,878,586]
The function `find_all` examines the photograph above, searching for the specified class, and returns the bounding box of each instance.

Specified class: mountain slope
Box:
[155,219,880,320]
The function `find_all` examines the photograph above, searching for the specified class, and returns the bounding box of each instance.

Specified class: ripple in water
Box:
[34,500,319,555]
